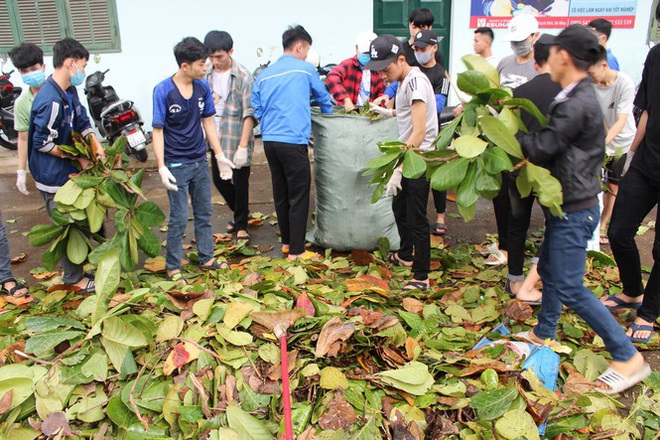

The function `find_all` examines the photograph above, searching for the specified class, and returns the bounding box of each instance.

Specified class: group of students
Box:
[1,7,658,396]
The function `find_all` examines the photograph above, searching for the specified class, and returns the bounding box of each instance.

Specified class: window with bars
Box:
[0,0,121,54]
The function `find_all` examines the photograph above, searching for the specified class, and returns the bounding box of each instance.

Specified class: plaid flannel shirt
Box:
[325,56,386,105]
[205,59,256,165]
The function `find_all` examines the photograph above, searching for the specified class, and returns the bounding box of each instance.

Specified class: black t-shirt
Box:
[403,41,446,68]
[512,73,562,132]
[633,44,660,179]
[419,63,449,97]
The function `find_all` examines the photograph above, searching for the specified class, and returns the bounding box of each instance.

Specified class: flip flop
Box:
[388,253,413,267]
[226,221,236,233]
[596,363,652,395]
[431,222,447,236]
[478,242,498,256]
[628,322,654,344]
[484,250,507,266]
[402,280,429,292]
[76,277,96,294]
[602,294,642,311]
[236,231,250,241]
[199,259,229,270]
[0,278,28,298]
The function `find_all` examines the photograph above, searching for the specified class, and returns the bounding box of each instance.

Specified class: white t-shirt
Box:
[485,55,499,68]
[211,69,231,118]
[395,67,439,151]
[357,69,371,106]
[593,71,637,155]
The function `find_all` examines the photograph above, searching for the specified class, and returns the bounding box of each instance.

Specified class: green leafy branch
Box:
[364,54,563,220]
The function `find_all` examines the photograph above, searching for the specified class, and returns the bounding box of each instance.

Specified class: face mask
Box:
[357,53,371,67]
[22,69,45,88]
[70,64,86,86]
[510,40,532,57]
[414,50,433,65]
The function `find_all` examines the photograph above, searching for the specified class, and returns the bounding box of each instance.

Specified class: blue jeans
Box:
[0,209,15,285]
[165,159,214,271]
[535,205,637,362]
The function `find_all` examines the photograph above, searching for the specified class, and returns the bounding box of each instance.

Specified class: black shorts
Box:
[603,153,627,185]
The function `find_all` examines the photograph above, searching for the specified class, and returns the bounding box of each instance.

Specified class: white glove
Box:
[622,151,634,176]
[232,147,249,168]
[215,152,236,180]
[158,166,178,191]
[369,102,394,118]
[385,168,403,197]
[16,169,29,195]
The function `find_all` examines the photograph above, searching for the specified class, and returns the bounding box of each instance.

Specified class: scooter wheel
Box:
[134,148,148,162]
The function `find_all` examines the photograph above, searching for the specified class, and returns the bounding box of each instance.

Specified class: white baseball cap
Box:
[503,14,539,42]
[356,31,378,53]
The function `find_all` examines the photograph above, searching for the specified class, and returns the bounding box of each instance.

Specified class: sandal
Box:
[432,222,447,236]
[226,221,236,233]
[199,259,230,270]
[236,230,250,241]
[484,250,507,266]
[602,294,642,312]
[75,276,96,294]
[596,363,652,395]
[388,253,413,267]
[478,242,498,256]
[627,322,654,344]
[402,280,429,292]
[1,278,28,298]
[167,271,188,285]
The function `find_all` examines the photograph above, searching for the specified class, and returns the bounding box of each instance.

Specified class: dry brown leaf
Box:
[503,299,534,322]
[351,249,375,266]
[380,345,408,367]
[166,289,212,311]
[439,290,464,305]
[143,258,166,273]
[405,337,419,360]
[562,364,594,395]
[0,390,13,414]
[315,316,355,358]
[267,349,298,381]
[41,412,72,437]
[213,233,233,243]
[242,272,263,286]
[390,409,424,440]
[297,426,320,440]
[402,297,424,315]
[108,293,132,308]
[318,390,356,431]
[4,296,35,306]
[32,270,59,280]
[429,259,442,271]
[250,309,306,335]
[295,292,316,317]
[10,253,28,264]
[459,360,512,377]
[241,366,279,394]
[247,218,263,226]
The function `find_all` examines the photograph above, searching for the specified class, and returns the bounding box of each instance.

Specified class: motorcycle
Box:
[0,67,21,150]
[84,69,150,162]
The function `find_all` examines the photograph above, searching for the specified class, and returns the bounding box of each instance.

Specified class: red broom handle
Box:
[280,334,294,440]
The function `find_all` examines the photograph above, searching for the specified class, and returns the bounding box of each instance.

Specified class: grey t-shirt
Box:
[593,71,636,155]
[395,67,439,151]
[497,54,537,90]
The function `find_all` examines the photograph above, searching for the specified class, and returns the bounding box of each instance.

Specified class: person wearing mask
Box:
[203,30,256,241]
[484,13,540,266]
[251,25,333,261]
[605,2,660,345]
[474,26,499,67]
[588,18,620,71]
[588,45,636,245]
[505,34,562,305]
[28,38,105,293]
[9,43,46,196]
[326,31,386,112]
[518,24,651,395]
[368,35,438,292]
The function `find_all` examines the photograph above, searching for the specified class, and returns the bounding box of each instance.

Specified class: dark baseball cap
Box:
[365,34,404,71]
[546,24,600,63]
[413,29,438,48]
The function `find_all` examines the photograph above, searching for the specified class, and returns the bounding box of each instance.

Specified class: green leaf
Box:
[156,315,184,343]
[402,150,427,179]
[457,201,477,221]
[457,70,490,95]
[54,180,83,206]
[376,362,435,396]
[482,147,514,174]
[504,97,549,127]
[456,162,479,207]
[462,54,500,88]
[522,163,564,216]
[432,114,462,150]
[479,115,523,159]
[85,201,106,234]
[495,409,540,440]
[469,388,518,420]
[498,107,519,135]
[107,395,138,428]
[26,224,65,247]
[363,151,402,170]
[453,135,488,159]
[134,201,166,228]
[137,229,161,257]
[516,168,533,198]
[24,316,86,332]
[100,336,137,376]
[71,174,105,189]
[573,349,609,382]
[24,330,83,357]
[320,366,349,390]
[226,403,273,440]
[66,228,89,265]
[0,378,34,411]
[73,187,95,210]
[95,247,121,299]
[217,327,253,347]
[81,353,108,382]
[102,316,148,348]
[430,157,469,192]
[223,301,254,330]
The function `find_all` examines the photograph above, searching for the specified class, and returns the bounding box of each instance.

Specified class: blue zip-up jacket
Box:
[28,76,94,193]
[251,54,332,145]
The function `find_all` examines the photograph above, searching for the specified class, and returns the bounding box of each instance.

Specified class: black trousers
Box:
[432,189,446,214]
[393,176,431,281]
[210,158,251,231]
[608,166,660,323]
[507,177,537,278]
[263,141,311,255]
[492,173,511,251]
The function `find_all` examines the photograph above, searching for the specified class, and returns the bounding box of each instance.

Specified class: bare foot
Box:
[594,353,646,392]
[600,293,643,308]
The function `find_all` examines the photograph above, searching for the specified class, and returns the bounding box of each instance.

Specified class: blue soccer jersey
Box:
[152,77,215,163]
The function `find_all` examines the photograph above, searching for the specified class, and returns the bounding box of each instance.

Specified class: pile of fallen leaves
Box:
[0,235,658,440]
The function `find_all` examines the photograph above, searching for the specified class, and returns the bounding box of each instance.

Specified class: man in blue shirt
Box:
[28,38,104,293]
[152,37,235,284]
[251,25,332,261]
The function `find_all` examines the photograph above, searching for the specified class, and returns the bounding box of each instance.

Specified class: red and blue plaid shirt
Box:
[325,56,386,105]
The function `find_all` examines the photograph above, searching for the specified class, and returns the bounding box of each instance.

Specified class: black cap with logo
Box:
[364,34,404,71]
[546,24,600,63]
[413,29,438,49]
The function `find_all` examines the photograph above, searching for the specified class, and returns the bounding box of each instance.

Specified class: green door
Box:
[373,0,451,66]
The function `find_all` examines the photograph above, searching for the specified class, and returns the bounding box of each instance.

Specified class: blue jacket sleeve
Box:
[152,84,166,128]
[251,76,262,121]
[31,100,61,153]
[308,67,333,114]
[385,82,398,99]
[435,94,447,114]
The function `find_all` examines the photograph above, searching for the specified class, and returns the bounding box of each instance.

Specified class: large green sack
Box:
[306,112,400,251]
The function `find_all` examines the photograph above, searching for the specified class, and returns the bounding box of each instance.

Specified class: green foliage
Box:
[363,54,564,221]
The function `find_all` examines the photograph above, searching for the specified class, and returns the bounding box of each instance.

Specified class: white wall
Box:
[448,0,655,105]
[4,0,373,130]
